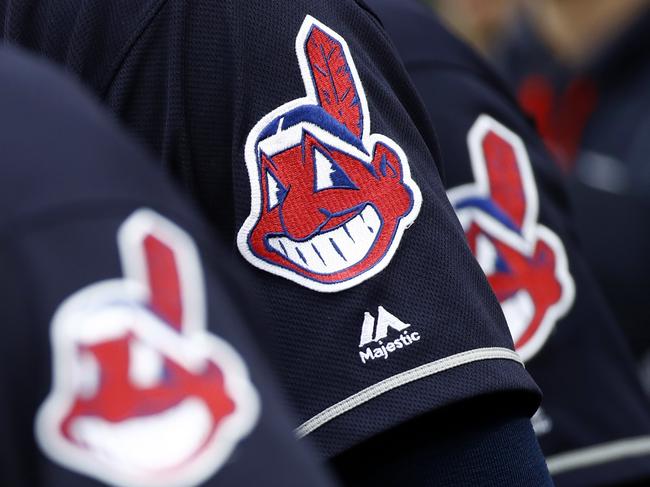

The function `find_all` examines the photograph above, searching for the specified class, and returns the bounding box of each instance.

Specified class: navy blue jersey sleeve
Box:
[366,1,650,484]
[0,46,335,487]
[0,0,541,459]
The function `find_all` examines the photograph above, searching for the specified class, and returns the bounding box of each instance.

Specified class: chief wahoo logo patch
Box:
[448,115,575,361]
[36,209,259,487]
[237,16,422,292]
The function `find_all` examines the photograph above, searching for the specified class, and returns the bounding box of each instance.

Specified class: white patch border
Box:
[35,209,260,487]
[447,115,575,361]
[237,15,422,293]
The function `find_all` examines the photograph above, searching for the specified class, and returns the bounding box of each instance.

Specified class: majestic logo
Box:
[358,306,420,364]
[448,115,574,361]
[36,210,259,487]
[237,16,421,292]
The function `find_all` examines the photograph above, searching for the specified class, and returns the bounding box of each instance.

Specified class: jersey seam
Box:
[99,0,170,98]
[295,346,523,438]
[352,0,403,49]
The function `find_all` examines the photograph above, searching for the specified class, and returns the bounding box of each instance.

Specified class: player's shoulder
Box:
[364,4,540,164]
[0,45,192,234]
[366,0,533,132]
[1,0,160,93]
[365,0,484,71]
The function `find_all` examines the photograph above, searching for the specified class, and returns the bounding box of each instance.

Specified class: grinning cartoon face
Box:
[37,210,259,487]
[57,304,237,477]
[250,126,414,284]
[238,16,421,292]
[448,115,574,361]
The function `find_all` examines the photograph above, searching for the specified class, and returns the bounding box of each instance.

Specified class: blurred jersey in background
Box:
[0,1,556,485]
[368,0,650,484]
[494,0,650,394]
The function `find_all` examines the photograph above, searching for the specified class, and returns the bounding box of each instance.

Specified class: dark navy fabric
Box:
[0,46,335,487]
[366,0,650,485]
[0,0,542,460]
[496,10,650,373]
[333,394,552,487]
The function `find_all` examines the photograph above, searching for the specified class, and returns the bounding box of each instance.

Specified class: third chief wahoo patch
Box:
[36,210,259,487]
[237,16,422,292]
[448,115,575,361]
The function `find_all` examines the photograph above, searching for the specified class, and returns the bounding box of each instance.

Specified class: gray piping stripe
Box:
[295,347,523,438]
[546,436,650,475]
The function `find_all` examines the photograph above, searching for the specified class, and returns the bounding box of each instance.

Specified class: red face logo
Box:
[36,210,259,487]
[517,75,597,173]
[448,115,574,361]
[238,16,421,292]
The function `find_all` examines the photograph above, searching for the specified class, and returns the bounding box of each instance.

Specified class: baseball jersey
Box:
[366,0,650,485]
[0,45,336,487]
[496,10,650,378]
[0,0,541,462]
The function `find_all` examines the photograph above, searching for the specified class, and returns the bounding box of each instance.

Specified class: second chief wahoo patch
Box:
[237,16,422,292]
[448,115,575,361]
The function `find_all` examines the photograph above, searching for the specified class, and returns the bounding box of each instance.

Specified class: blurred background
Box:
[429,0,520,56]
[429,0,650,395]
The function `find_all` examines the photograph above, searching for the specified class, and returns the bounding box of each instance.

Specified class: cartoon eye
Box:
[475,233,510,275]
[313,148,356,192]
[129,338,164,388]
[475,233,498,275]
[266,169,288,211]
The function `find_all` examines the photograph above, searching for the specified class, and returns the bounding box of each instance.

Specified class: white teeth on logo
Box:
[267,204,381,274]
[473,235,536,344]
[501,290,535,344]
[69,398,213,472]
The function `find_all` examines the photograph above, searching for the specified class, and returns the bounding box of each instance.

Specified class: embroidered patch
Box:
[237,15,421,292]
[448,115,574,361]
[36,209,259,487]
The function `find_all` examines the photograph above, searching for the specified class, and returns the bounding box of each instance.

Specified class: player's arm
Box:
[414,65,650,487]
[1,1,550,484]
[366,1,650,484]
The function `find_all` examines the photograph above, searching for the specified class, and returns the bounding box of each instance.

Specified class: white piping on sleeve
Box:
[547,436,650,475]
[295,347,523,438]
